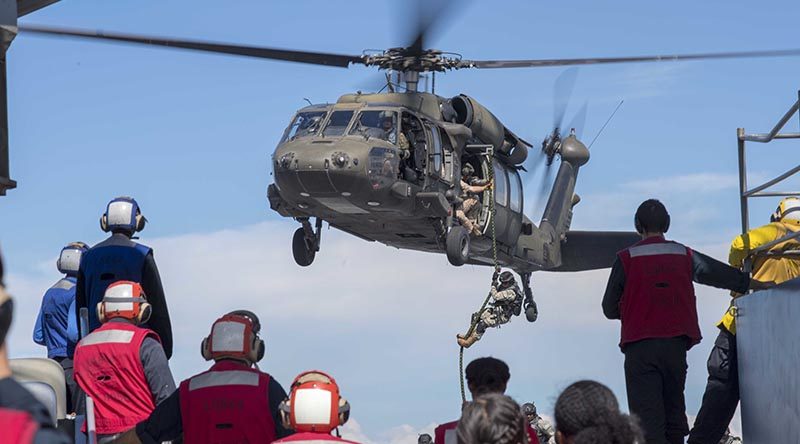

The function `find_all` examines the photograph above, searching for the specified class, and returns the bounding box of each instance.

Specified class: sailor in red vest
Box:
[434,357,539,444]
[112,310,292,444]
[0,251,70,443]
[73,280,175,443]
[273,370,360,443]
[602,199,772,444]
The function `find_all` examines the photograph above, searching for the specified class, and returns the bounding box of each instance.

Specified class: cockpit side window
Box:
[322,110,355,137]
[349,110,399,144]
[280,111,327,143]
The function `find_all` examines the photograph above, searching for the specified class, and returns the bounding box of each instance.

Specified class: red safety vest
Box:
[618,236,701,349]
[179,360,276,444]
[73,322,160,434]
[273,431,361,443]
[0,408,38,443]
[434,419,540,444]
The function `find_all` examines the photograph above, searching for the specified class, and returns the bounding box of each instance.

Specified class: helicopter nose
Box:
[274,142,366,195]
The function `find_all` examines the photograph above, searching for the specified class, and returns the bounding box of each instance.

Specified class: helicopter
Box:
[18,3,800,300]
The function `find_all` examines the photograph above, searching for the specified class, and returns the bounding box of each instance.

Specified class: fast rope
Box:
[458,152,501,404]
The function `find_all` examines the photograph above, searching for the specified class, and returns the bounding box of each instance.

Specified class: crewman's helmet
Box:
[56,242,89,275]
[499,271,515,286]
[97,281,151,325]
[100,196,147,234]
[279,370,351,434]
[201,310,265,365]
[522,402,537,416]
[771,197,800,225]
[462,163,475,177]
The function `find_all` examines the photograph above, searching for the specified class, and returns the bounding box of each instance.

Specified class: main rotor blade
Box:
[406,0,458,55]
[462,48,800,69]
[20,24,365,68]
[553,68,578,131]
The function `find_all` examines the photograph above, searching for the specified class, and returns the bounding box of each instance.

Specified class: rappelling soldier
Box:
[457,270,524,348]
[75,196,173,358]
[456,163,492,237]
[523,402,555,444]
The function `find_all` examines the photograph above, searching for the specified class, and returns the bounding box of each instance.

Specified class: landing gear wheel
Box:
[292,228,316,267]
[446,226,470,266]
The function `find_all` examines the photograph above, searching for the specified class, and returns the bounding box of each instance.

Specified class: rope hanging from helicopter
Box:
[458,150,501,405]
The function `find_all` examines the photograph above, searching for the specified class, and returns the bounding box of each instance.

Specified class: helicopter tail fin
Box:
[550,231,640,272]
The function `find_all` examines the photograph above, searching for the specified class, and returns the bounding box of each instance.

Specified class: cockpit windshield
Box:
[281,111,327,143]
[349,110,398,144]
[322,110,355,137]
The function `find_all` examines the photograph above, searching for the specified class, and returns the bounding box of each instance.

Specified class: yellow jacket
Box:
[719,222,800,334]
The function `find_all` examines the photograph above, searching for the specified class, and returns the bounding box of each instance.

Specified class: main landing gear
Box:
[446,225,470,266]
[520,272,538,323]
[292,217,322,267]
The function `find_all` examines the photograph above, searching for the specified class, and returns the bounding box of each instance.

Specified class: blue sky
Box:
[2,0,800,441]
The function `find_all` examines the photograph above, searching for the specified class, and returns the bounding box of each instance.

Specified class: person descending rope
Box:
[457,269,525,348]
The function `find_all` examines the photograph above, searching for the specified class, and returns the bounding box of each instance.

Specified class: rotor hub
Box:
[362,48,463,73]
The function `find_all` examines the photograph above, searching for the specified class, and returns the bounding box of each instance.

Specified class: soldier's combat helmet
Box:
[418,434,433,444]
[522,402,536,416]
[462,163,475,177]
[499,271,515,285]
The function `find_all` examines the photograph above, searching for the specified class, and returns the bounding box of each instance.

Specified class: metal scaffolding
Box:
[738,91,800,233]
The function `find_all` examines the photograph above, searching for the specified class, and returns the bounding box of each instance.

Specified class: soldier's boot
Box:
[456,331,480,348]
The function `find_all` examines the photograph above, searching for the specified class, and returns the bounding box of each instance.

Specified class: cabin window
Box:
[509,169,523,213]
[349,110,398,144]
[280,111,327,143]
[322,110,355,137]
[493,161,508,207]
[429,125,443,175]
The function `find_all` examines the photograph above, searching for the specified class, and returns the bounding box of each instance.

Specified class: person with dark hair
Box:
[0,250,70,443]
[602,199,773,444]
[434,357,539,444]
[554,380,643,444]
[456,393,527,444]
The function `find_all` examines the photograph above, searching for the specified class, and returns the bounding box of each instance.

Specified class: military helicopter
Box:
[20,4,800,298]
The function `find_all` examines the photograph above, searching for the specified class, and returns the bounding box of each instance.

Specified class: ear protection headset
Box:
[771,197,800,224]
[56,242,89,275]
[634,199,670,234]
[100,196,147,233]
[279,370,351,434]
[97,281,152,325]
[201,310,265,364]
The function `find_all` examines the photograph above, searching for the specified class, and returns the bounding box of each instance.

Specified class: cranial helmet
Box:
[771,197,800,225]
[97,281,151,325]
[57,242,89,275]
[100,196,146,234]
[522,402,536,416]
[201,310,265,364]
[279,370,350,434]
[499,271,515,285]
[462,163,475,177]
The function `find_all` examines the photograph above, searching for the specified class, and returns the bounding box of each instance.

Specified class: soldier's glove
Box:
[492,271,499,282]
[525,300,539,323]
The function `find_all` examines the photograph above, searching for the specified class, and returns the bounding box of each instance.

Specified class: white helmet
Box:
[57,242,89,275]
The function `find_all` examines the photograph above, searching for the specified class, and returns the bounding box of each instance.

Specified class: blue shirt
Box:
[33,276,79,358]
